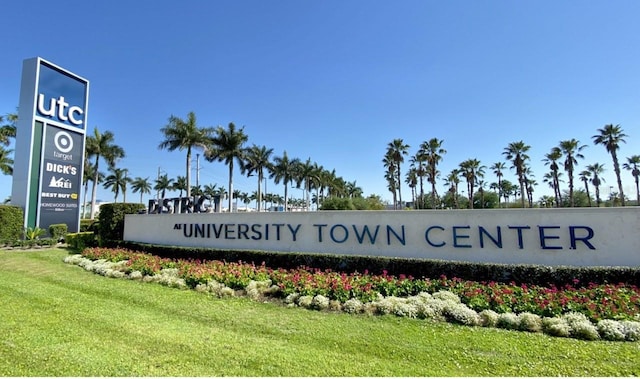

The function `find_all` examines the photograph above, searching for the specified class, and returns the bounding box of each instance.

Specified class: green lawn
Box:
[1,248,638,376]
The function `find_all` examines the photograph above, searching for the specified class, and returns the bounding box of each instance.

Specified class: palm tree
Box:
[85,127,125,219]
[154,174,174,213]
[0,112,17,146]
[503,141,530,208]
[191,185,204,197]
[578,170,592,207]
[386,139,410,209]
[103,167,129,202]
[409,153,427,208]
[420,138,446,209]
[444,169,461,209]
[586,163,605,207]
[159,111,215,200]
[593,124,627,206]
[0,146,13,175]
[558,139,587,207]
[205,122,249,213]
[539,195,555,208]
[203,183,218,209]
[270,151,300,212]
[244,144,273,212]
[82,161,97,218]
[382,151,398,209]
[131,177,152,204]
[405,168,418,207]
[542,148,563,208]
[459,159,485,209]
[525,173,537,208]
[490,162,506,208]
[623,155,640,205]
[294,158,316,211]
[173,175,187,198]
[232,189,242,212]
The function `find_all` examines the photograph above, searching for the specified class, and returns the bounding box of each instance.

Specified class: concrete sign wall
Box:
[12,57,88,233]
[124,208,640,267]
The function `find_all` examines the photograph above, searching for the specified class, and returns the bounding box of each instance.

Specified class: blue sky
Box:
[1,1,639,206]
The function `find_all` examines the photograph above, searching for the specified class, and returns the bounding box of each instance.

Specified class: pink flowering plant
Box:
[78,247,640,322]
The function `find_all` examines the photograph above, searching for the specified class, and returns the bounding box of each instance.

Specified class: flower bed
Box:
[68,247,640,341]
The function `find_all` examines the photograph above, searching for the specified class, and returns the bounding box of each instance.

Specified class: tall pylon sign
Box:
[12,57,89,233]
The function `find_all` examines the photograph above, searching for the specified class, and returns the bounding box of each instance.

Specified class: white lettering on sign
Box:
[48,176,72,189]
[37,94,84,126]
[45,162,77,176]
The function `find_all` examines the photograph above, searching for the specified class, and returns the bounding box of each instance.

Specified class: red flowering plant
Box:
[77,248,640,322]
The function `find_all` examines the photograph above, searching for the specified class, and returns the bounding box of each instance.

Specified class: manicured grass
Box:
[1,249,639,376]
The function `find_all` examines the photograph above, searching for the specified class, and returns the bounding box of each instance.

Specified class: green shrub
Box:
[49,224,68,241]
[320,197,355,210]
[97,203,146,241]
[80,219,98,232]
[0,205,23,241]
[66,232,97,250]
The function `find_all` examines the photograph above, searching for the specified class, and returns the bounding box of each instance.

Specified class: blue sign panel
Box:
[36,62,87,130]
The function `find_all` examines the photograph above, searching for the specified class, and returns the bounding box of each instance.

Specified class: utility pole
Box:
[196,153,200,187]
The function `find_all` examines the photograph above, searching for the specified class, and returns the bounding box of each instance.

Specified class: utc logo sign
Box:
[37,95,84,126]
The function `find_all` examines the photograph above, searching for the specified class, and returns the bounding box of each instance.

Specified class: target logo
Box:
[54,131,73,153]
[52,130,74,161]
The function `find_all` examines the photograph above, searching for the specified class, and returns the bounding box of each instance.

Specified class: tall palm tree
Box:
[593,124,627,206]
[444,169,461,209]
[623,155,640,205]
[0,146,14,175]
[159,111,215,200]
[503,141,530,208]
[408,153,426,208]
[586,163,605,207]
[103,167,129,202]
[205,122,249,213]
[558,139,587,207]
[420,138,446,209]
[578,170,592,207]
[154,174,174,213]
[294,158,316,211]
[382,151,398,209]
[542,147,563,208]
[131,177,152,204]
[244,144,273,212]
[405,167,418,207]
[270,151,300,212]
[490,162,506,208]
[386,139,410,209]
[524,168,536,208]
[459,158,485,209]
[85,127,125,219]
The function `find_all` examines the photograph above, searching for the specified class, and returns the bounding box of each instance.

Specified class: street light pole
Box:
[196,153,200,187]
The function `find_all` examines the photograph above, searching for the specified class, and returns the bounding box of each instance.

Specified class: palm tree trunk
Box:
[584,181,592,207]
[257,172,262,212]
[186,147,192,200]
[396,164,402,209]
[284,183,289,212]
[228,162,234,212]
[90,157,100,219]
[612,152,625,206]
